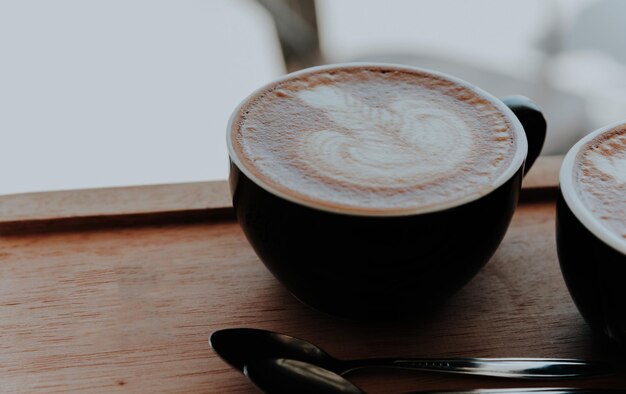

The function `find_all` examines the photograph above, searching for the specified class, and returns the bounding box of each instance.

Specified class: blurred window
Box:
[3,0,626,195]
[0,0,284,195]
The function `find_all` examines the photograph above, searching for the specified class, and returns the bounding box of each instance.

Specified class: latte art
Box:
[230,65,519,215]
[575,126,626,240]
[296,86,473,187]
[588,152,626,185]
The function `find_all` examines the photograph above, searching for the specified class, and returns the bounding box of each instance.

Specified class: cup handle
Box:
[502,95,546,177]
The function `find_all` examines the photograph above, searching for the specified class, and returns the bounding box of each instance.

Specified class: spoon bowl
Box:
[210,327,335,372]
[244,358,363,394]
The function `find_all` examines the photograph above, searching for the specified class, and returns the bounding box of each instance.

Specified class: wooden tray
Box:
[1,156,624,393]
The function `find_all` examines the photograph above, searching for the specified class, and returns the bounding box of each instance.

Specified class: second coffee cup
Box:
[557,121,626,345]
[227,63,546,319]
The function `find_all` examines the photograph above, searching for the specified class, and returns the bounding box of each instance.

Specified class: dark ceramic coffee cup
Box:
[227,64,546,319]
[557,122,626,345]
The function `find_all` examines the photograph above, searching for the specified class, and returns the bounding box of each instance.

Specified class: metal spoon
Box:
[209,328,612,379]
[244,358,617,394]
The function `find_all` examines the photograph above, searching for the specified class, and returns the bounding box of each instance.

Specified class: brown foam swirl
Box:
[231,65,517,214]
[575,126,626,240]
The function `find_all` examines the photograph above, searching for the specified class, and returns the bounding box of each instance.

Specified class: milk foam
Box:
[575,127,626,240]
[231,65,518,215]
[295,86,472,187]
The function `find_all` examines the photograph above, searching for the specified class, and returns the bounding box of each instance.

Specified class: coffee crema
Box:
[574,125,626,241]
[230,65,519,215]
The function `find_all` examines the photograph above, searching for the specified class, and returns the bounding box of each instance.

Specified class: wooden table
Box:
[1,156,624,393]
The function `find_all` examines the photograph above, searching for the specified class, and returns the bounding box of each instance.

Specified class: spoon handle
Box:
[419,390,620,394]
[347,358,612,379]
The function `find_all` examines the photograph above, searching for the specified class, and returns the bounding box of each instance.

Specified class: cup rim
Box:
[226,62,528,217]
[560,120,626,255]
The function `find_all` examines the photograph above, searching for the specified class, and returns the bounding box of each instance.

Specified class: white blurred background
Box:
[2,0,626,195]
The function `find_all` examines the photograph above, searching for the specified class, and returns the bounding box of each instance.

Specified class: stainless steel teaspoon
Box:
[244,358,619,394]
[210,328,612,379]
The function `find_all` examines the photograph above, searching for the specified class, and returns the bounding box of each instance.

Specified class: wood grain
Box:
[0,181,231,229]
[1,200,624,392]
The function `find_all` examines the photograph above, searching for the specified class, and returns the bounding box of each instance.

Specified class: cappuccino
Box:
[574,125,626,241]
[229,65,519,215]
